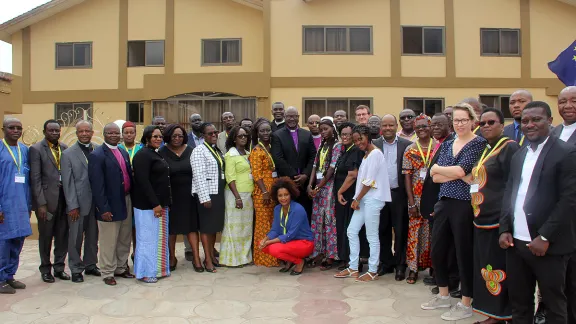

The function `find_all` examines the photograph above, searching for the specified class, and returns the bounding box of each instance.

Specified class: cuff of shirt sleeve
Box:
[278,234,288,243]
[361,178,377,189]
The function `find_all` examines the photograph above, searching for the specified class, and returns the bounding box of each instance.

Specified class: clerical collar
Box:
[78,141,91,148]
[275,119,285,125]
[312,134,321,139]
[105,142,118,150]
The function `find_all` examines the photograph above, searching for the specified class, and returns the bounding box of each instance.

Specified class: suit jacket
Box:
[551,124,576,145]
[500,136,576,255]
[29,139,68,214]
[503,123,529,148]
[187,131,202,150]
[271,127,317,180]
[61,142,99,216]
[420,133,455,220]
[372,136,412,195]
[271,121,285,132]
[217,131,228,154]
[88,144,133,222]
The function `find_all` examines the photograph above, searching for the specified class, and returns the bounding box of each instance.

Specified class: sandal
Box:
[319,260,335,271]
[406,271,418,284]
[203,261,217,273]
[279,263,295,273]
[334,268,359,279]
[356,272,379,282]
[140,277,158,284]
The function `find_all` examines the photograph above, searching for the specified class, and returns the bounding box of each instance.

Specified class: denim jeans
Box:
[347,198,385,273]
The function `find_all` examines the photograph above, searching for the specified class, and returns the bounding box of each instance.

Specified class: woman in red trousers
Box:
[259,177,314,276]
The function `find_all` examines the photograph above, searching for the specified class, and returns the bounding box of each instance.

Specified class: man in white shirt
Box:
[499,101,576,324]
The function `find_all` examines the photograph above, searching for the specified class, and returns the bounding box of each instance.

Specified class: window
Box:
[152,92,256,131]
[303,26,372,54]
[481,29,520,56]
[402,27,444,55]
[54,103,93,123]
[56,42,92,68]
[202,39,242,65]
[479,95,512,119]
[127,102,144,124]
[128,41,165,67]
[404,98,444,117]
[303,98,372,119]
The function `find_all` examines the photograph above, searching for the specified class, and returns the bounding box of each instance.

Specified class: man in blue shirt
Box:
[504,90,532,148]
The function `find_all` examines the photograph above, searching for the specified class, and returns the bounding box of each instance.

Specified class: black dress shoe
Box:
[184,251,193,262]
[213,248,220,258]
[54,271,70,280]
[395,269,406,281]
[377,266,394,277]
[85,268,101,277]
[114,270,135,279]
[72,273,84,283]
[423,276,436,286]
[41,273,55,283]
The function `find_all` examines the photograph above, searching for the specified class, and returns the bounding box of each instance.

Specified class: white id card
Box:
[419,170,427,179]
[221,173,225,180]
[272,171,278,178]
[470,184,479,193]
[249,173,253,180]
[15,174,25,184]
[316,172,324,180]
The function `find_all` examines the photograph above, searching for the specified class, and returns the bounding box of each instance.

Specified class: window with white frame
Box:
[56,42,92,68]
[303,26,372,54]
[402,27,445,55]
[481,29,520,56]
[128,40,165,67]
[202,39,242,65]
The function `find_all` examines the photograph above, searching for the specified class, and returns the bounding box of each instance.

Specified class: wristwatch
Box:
[540,235,548,242]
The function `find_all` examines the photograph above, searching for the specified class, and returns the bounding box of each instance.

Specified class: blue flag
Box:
[548,40,576,86]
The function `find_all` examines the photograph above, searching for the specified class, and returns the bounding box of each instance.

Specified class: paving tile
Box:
[138,317,193,324]
[342,284,392,301]
[0,311,47,324]
[292,299,350,317]
[244,300,298,319]
[29,313,90,324]
[193,300,251,319]
[50,298,112,316]
[77,282,129,299]
[249,285,300,301]
[100,298,156,317]
[88,315,144,324]
[11,295,68,314]
[143,300,204,317]
[162,285,214,301]
[344,298,402,318]
[349,316,407,324]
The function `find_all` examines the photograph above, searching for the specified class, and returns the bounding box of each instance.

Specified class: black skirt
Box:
[196,177,225,234]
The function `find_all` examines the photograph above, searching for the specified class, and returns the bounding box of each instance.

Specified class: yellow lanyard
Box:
[474,126,480,134]
[519,135,525,146]
[258,141,275,169]
[204,142,223,170]
[346,144,355,152]
[319,146,329,169]
[125,145,136,164]
[2,139,22,173]
[410,133,417,141]
[416,138,433,167]
[474,137,508,177]
[50,143,61,170]
[280,205,290,234]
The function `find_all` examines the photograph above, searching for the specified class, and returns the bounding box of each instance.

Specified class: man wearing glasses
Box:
[307,114,321,150]
[398,109,417,141]
[355,105,372,125]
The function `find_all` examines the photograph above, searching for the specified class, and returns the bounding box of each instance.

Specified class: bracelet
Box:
[408,203,417,209]
[235,198,242,201]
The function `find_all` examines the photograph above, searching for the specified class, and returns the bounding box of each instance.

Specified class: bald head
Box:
[103,122,120,132]
[307,114,321,135]
[560,86,576,96]
[285,106,299,130]
[103,123,121,146]
[2,117,22,144]
[75,120,93,130]
[511,89,533,101]
[509,90,534,121]
[75,120,94,144]
[381,114,398,141]
[559,86,576,125]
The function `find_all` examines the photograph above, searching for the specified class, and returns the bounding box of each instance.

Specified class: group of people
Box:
[1,86,576,323]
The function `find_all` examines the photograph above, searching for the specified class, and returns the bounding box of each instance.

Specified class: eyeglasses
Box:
[414,125,430,130]
[205,131,218,136]
[453,118,471,125]
[400,116,415,121]
[236,134,248,139]
[105,132,121,136]
[6,126,23,131]
[171,134,184,139]
[479,120,498,127]
[308,122,319,125]
[151,135,163,139]
[340,133,352,138]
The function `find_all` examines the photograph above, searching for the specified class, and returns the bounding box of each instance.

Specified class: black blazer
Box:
[420,133,455,220]
[372,136,412,194]
[271,121,285,133]
[88,145,133,222]
[551,124,576,145]
[271,127,317,180]
[132,147,172,210]
[500,136,576,255]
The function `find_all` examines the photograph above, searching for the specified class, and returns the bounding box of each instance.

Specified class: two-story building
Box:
[1,0,575,135]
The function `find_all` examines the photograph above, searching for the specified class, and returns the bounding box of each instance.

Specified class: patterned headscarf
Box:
[413,113,432,126]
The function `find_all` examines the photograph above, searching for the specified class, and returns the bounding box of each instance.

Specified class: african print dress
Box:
[311,142,343,259]
[470,137,519,321]
[402,141,435,273]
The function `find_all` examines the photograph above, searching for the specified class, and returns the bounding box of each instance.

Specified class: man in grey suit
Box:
[217,111,235,154]
[61,120,100,283]
[29,119,70,283]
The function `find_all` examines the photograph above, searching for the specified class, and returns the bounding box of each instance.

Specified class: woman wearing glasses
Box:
[220,126,254,267]
[467,108,518,324]
[422,103,486,321]
[191,123,225,273]
[132,126,172,283]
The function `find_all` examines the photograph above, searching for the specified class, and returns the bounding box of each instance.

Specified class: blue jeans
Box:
[347,198,385,273]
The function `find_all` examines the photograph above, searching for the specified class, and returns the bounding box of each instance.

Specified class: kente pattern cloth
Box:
[220,190,254,267]
[134,207,170,279]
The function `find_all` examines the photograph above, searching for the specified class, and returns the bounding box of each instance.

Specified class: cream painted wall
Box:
[453,0,521,78]
[11,31,23,76]
[128,67,165,89]
[270,0,391,78]
[128,0,166,41]
[270,87,560,121]
[13,104,54,145]
[402,57,446,77]
[30,0,120,91]
[174,0,263,73]
[400,0,445,26]
[530,0,576,79]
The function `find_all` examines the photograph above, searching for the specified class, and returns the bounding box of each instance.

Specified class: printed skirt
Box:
[134,207,170,279]
[220,190,254,266]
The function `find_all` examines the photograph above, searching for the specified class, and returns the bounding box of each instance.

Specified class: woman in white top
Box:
[334,125,391,282]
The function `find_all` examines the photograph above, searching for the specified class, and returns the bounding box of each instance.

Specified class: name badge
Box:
[470,184,479,193]
[59,172,62,182]
[272,171,278,178]
[15,174,25,184]
[249,173,253,180]
[316,172,324,180]
[419,169,427,179]
[221,173,225,180]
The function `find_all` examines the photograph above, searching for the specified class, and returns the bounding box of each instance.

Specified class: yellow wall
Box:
[11,31,23,76]
[174,0,263,74]
[128,0,166,41]
[30,0,120,91]
[402,57,446,77]
[128,67,165,89]
[453,0,521,78]
[530,0,576,78]
[270,0,390,77]
[400,0,445,26]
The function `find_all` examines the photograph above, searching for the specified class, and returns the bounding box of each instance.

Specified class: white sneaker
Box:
[440,302,473,321]
[421,294,451,310]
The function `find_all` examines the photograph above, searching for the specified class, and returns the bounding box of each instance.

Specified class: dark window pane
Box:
[423,28,443,54]
[350,28,371,52]
[402,27,423,54]
[500,96,512,119]
[480,96,499,109]
[424,99,443,117]
[203,40,221,64]
[127,102,143,123]
[128,41,146,67]
[327,99,348,116]
[73,43,91,67]
[55,103,73,120]
[304,27,325,52]
[222,40,240,63]
[145,41,164,66]
[405,99,424,115]
[500,30,519,55]
[482,30,500,54]
[326,28,346,52]
[231,99,255,121]
[304,100,326,117]
[57,44,73,67]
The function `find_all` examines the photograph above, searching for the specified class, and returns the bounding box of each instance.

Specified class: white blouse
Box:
[354,148,392,203]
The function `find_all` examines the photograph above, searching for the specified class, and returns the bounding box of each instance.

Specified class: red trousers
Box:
[263,240,314,265]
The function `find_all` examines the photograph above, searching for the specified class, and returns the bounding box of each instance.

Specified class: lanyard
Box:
[416,138,433,167]
[50,143,61,170]
[346,144,354,152]
[2,139,22,173]
[204,142,223,170]
[474,126,480,134]
[280,205,290,234]
[474,137,508,177]
[410,133,417,141]
[258,141,275,169]
[125,145,136,164]
[319,146,329,169]
[519,135,525,146]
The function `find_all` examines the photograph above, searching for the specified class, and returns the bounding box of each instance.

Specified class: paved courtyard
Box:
[0,241,485,324]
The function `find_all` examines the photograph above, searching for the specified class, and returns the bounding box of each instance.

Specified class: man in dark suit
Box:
[503,90,532,148]
[89,123,135,286]
[61,120,100,283]
[187,113,204,150]
[29,119,70,283]
[271,102,286,132]
[552,86,576,324]
[499,101,576,324]
[271,106,316,218]
[373,114,411,279]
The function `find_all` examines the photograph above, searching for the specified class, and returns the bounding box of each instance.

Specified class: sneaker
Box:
[0,281,16,294]
[421,294,451,310]
[440,302,473,321]
[6,279,26,289]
